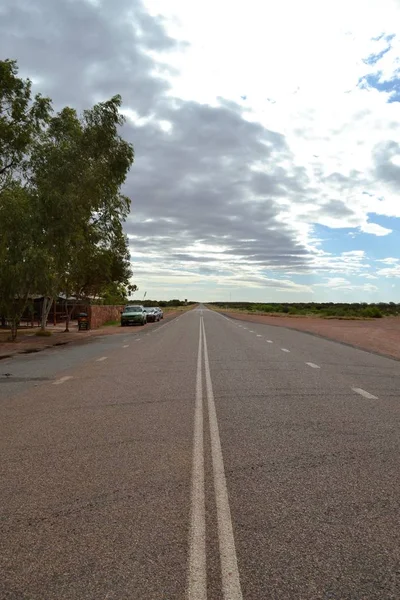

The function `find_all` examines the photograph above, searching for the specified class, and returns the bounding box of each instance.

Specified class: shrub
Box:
[361,306,383,318]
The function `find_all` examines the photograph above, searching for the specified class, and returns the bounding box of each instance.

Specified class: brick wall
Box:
[88,305,125,329]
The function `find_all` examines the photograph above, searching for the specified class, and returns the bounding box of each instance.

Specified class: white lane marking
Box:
[256,334,262,337]
[306,362,320,369]
[352,387,378,400]
[135,338,141,341]
[202,319,243,600]
[266,340,273,344]
[96,356,107,362]
[249,330,254,333]
[187,318,206,599]
[53,375,72,385]
[123,344,129,348]
[281,348,290,353]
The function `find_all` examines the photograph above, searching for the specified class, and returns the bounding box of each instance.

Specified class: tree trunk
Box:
[10,319,18,341]
[64,298,70,332]
[40,297,52,331]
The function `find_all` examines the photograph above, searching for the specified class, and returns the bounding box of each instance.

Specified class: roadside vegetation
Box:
[208,302,400,319]
[138,299,197,308]
[0,59,136,340]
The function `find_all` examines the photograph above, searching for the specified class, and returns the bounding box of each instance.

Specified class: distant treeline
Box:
[208,302,400,318]
[128,299,197,308]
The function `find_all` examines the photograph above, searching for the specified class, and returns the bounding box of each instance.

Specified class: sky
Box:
[2,0,400,302]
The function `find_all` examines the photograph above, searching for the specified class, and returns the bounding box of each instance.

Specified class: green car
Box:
[121,305,147,326]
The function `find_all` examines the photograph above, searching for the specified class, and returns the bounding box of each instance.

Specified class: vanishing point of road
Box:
[1,306,399,599]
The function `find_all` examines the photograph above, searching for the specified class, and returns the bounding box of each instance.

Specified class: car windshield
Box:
[124,306,142,313]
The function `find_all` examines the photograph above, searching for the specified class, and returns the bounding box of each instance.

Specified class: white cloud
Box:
[360,222,392,236]
[144,0,400,248]
[377,265,400,277]
[377,257,400,264]
[3,0,400,300]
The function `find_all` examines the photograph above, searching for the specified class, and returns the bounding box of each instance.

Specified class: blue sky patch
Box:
[359,72,400,102]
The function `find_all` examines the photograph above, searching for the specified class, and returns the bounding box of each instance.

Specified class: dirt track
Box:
[221,311,400,361]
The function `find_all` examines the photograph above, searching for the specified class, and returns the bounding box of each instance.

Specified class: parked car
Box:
[155,307,164,319]
[121,305,147,326]
[144,307,160,322]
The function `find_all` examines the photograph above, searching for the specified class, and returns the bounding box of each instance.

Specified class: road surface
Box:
[1,306,399,599]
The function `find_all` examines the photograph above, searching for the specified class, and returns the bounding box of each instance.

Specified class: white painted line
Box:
[202,319,243,599]
[123,344,129,348]
[96,356,107,362]
[135,338,141,341]
[266,340,273,344]
[256,334,262,337]
[306,362,320,369]
[187,318,206,599]
[352,387,378,400]
[249,330,254,333]
[281,348,290,353]
[53,375,73,385]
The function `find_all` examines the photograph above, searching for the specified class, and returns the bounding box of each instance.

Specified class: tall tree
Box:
[1,60,135,337]
[28,95,135,330]
[0,184,43,339]
[0,59,51,189]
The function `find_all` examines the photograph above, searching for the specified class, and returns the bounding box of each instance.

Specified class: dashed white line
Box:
[123,344,129,348]
[202,319,243,599]
[266,340,273,344]
[306,362,320,369]
[96,356,108,362]
[281,348,290,353]
[53,375,73,385]
[256,334,262,337]
[352,387,378,400]
[249,330,254,333]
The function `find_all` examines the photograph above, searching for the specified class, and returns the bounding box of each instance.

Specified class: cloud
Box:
[0,0,179,112]
[360,222,392,235]
[377,265,400,277]
[2,0,400,300]
[314,277,378,292]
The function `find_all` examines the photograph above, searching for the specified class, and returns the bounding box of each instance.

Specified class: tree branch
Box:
[0,162,14,176]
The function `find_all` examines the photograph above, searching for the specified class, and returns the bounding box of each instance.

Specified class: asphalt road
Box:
[1,306,399,599]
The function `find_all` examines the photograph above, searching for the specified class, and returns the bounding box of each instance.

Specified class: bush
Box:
[361,306,383,318]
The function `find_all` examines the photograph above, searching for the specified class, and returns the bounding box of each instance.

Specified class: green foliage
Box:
[361,306,382,318]
[0,59,51,189]
[0,184,43,339]
[0,60,136,339]
[210,302,394,319]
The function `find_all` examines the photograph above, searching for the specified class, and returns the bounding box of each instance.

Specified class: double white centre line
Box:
[188,317,242,599]
[188,321,206,598]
